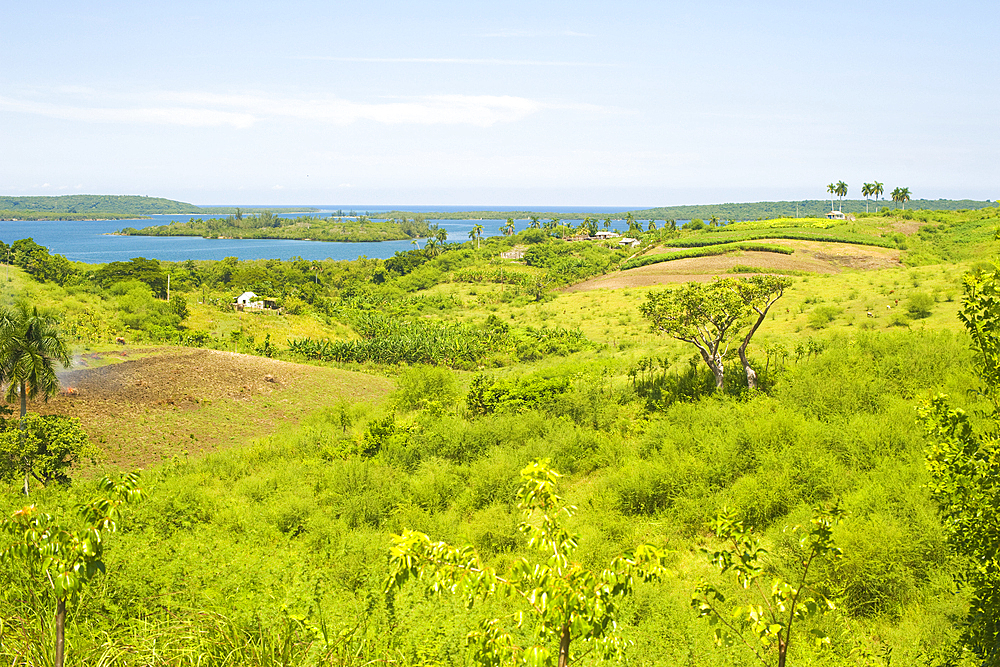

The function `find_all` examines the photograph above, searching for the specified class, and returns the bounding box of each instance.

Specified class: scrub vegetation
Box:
[0,206,999,665]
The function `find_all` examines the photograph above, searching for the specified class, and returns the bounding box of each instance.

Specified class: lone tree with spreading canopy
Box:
[387,460,667,667]
[640,276,792,390]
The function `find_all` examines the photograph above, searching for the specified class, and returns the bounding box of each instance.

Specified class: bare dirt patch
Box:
[31,347,393,470]
[889,220,925,235]
[565,241,902,292]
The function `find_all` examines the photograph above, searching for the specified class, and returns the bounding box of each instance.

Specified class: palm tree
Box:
[826,183,836,212]
[469,224,484,249]
[529,216,541,230]
[873,182,884,212]
[436,228,448,245]
[625,212,638,234]
[861,183,874,213]
[0,302,70,495]
[835,181,848,211]
[424,237,439,256]
[502,218,516,236]
[891,187,911,210]
[603,217,611,230]
[648,219,657,232]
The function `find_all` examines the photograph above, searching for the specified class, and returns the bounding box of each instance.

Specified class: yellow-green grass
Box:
[399,258,971,381]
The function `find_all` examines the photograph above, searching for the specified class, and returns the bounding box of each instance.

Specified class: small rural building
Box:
[595,230,620,239]
[233,292,281,313]
[826,210,847,220]
[236,291,257,305]
[618,237,641,248]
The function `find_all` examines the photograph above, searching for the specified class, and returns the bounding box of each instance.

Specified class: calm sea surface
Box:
[0,206,635,264]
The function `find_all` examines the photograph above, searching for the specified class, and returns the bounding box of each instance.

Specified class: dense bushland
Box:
[0,326,982,665]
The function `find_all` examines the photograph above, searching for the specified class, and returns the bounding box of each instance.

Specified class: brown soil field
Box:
[565,240,902,292]
[30,347,393,470]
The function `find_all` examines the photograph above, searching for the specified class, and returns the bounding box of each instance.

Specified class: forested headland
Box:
[0,205,999,666]
[117,210,436,243]
[0,195,316,221]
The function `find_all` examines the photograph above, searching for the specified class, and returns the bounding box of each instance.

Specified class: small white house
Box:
[236,292,257,305]
[826,210,847,220]
[595,230,620,239]
[618,237,641,248]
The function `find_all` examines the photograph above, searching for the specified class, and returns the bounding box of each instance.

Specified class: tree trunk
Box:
[777,636,787,667]
[20,381,29,496]
[697,347,725,389]
[738,346,757,390]
[558,624,571,667]
[709,352,724,389]
[55,597,66,667]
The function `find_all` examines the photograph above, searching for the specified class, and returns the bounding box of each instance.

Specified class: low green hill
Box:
[0,195,319,220]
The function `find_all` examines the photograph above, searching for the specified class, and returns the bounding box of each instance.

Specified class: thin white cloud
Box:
[0,96,256,128]
[295,56,611,67]
[156,91,545,127]
[480,29,595,38]
[0,91,550,128]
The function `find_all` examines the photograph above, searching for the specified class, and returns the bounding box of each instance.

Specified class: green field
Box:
[0,207,998,666]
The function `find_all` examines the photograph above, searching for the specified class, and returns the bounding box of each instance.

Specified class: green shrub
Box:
[393,365,458,412]
[905,292,934,318]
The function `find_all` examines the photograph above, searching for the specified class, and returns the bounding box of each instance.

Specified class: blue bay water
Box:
[0,206,636,264]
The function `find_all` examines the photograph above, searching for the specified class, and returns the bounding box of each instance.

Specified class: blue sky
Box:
[2,0,997,207]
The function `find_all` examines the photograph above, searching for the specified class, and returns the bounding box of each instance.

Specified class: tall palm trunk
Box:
[19,380,29,496]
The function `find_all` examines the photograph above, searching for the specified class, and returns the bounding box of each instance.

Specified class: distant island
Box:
[117,210,434,243]
[0,195,316,221]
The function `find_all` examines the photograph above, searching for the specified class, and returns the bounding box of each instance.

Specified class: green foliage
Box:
[0,472,144,667]
[95,257,168,297]
[288,313,589,369]
[632,198,995,221]
[170,294,189,320]
[692,505,843,666]
[0,194,209,215]
[905,292,934,319]
[521,239,627,285]
[922,267,1000,663]
[465,374,570,416]
[641,276,790,390]
[124,212,432,243]
[387,460,667,667]
[808,305,841,329]
[10,238,75,285]
[622,243,793,270]
[0,413,96,486]
[393,366,459,412]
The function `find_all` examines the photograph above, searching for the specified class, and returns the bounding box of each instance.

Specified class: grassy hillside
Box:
[0,207,997,666]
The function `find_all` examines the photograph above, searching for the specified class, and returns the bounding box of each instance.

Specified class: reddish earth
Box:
[28,347,393,470]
